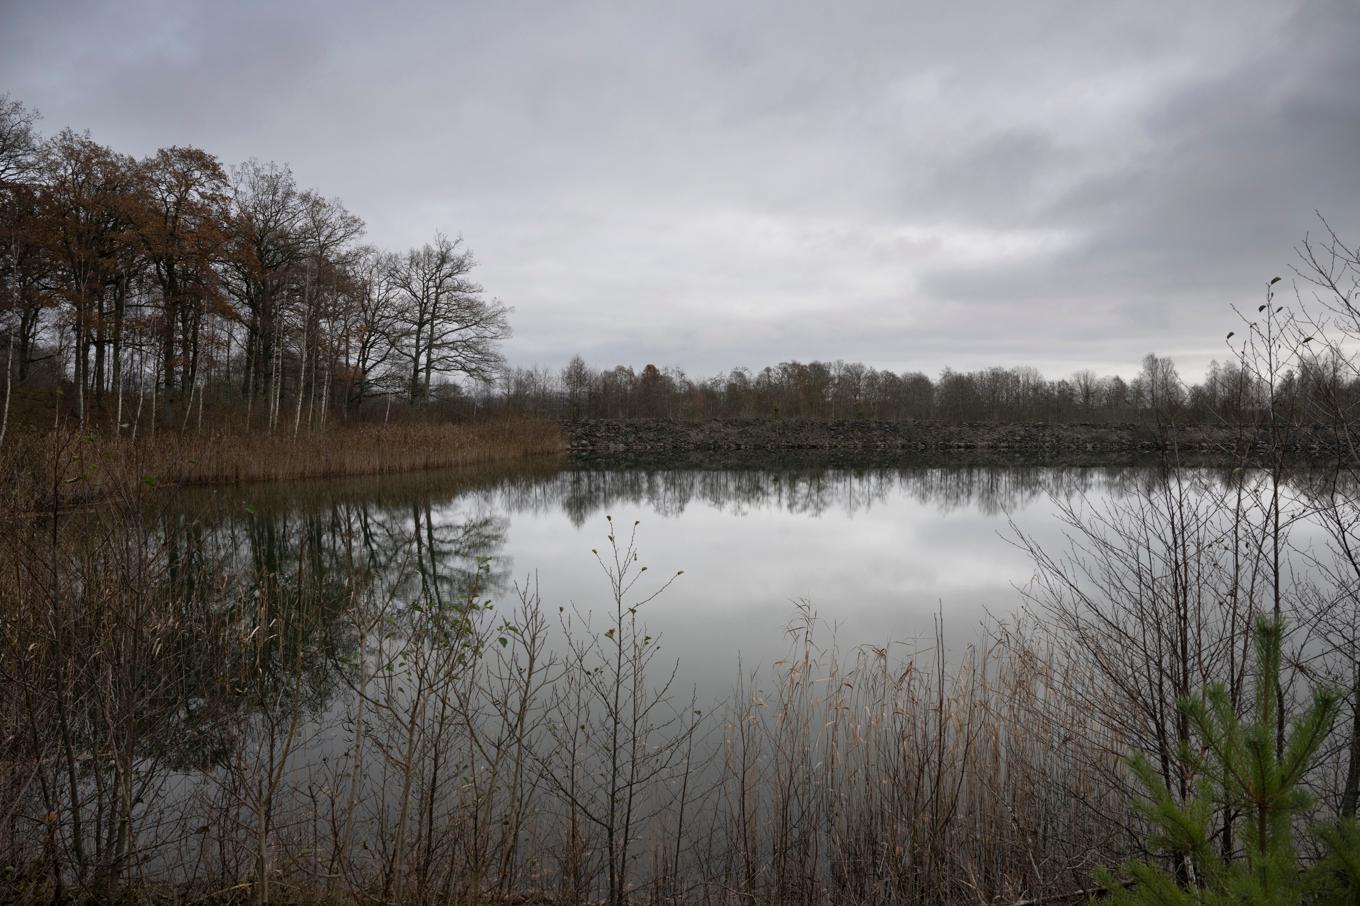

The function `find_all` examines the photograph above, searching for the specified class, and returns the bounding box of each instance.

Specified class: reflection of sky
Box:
[135,462,1351,863]
[491,471,1077,703]
[179,462,1316,707]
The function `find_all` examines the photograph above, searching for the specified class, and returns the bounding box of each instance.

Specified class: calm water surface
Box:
[75,455,1290,878]
[168,456,1194,702]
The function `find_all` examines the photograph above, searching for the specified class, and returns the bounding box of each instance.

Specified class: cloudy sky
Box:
[3,0,1357,380]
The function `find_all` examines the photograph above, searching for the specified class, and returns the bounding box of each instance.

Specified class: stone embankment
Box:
[566,418,1345,458]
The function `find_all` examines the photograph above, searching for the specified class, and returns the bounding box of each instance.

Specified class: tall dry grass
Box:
[0,418,565,511]
[707,611,1136,906]
[0,481,1142,905]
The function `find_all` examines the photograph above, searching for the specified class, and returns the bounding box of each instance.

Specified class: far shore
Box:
[565,416,1348,459]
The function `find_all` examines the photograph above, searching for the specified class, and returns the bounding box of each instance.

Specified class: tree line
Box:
[8,89,1360,439]
[0,94,511,437]
[491,349,1360,425]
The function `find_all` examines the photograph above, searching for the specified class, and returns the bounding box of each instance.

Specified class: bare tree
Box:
[391,233,510,404]
[133,146,230,400]
[223,160,306,429]
[0,94,39,186]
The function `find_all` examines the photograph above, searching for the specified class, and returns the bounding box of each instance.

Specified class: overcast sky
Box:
[3,0,1357,380]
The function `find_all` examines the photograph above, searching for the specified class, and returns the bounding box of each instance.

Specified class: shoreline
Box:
[565,417,1348,459]
[1,418,567,511]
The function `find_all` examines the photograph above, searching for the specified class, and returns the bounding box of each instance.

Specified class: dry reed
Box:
[0,418,565,511]
[0,485,1141,905]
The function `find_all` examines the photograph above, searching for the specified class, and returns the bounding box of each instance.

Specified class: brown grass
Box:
[0,417,566,510]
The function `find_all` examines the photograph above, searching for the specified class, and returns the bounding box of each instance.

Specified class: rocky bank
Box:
[565,418,1345,459]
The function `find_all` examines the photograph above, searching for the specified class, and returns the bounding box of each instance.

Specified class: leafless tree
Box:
[390,233,509,404]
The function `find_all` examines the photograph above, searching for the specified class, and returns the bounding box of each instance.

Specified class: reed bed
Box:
[702,612,1138,906]
[0,418,566,510]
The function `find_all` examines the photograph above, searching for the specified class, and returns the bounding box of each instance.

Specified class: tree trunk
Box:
[75,308,87,430]
[0,332,12,452]
[293,328,307,440]
[132,349,146,441]
[1342,653,1360,819]
[111,278,126,432]
[93,290,106,406]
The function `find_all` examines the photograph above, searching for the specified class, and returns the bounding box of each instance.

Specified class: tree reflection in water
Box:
[4,455,1329,902]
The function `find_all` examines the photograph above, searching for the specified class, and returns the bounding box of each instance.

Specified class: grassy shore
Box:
[1,417,566,509]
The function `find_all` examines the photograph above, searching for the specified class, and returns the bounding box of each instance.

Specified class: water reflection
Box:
[143,455,1350,747]
[172,456,1210,523]
[148,457,1235,705]
[16,455,1329,898]
[543,460,1163,521]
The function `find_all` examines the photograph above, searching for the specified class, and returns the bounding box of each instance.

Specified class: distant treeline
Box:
[0,94,509,437]
[490,350,1358,424]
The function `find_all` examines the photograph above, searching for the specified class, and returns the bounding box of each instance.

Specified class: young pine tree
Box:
[1100,618,1360,905]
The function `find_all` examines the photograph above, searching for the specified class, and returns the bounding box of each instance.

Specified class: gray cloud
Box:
[3,0,1356,380]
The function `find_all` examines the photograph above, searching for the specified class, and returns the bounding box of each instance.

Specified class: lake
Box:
[162,455,1209,705]
[15,453,1344,900]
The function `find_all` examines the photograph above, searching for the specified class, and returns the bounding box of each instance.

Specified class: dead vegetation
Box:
[0,417,565,511]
